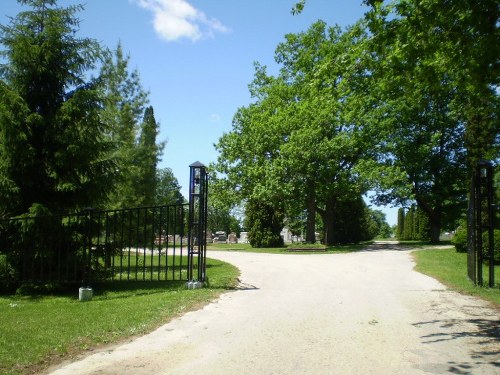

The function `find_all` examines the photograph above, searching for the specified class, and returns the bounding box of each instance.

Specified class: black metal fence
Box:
[0,204,190,286]
[468,160,496,287]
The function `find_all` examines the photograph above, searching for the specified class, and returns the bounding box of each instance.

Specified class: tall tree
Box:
[136,106,164,206]
[155,167,184,206]
[207,199,241,236]
[0,0,114,216]
[362,1,491,242]
[213,21,375,245]
[396,208,405,240]
[244,198,285,248]
[99,43,149,209]
[293,1,498,243]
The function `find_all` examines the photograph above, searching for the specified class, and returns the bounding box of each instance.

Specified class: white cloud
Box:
[133,0,230,42]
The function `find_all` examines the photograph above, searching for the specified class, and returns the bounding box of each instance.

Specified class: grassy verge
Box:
[412,247,500,307]
[0,258,239,375]
[207,241,372,254]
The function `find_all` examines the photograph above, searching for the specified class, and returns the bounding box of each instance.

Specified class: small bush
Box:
[245,199,285,248]
[451,228,467,253]
[482,229,500,264]
[452,228,500,264]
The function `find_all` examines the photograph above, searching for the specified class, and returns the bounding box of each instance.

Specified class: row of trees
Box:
[0,0,184,219]
[396,206,430,242]
[212,0,498,245]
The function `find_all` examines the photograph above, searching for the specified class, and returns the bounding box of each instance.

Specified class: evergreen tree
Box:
[0,0,114,216]
[331,195,372,244]
[403,206,415,240]
[396,208,405,240]
[416,206,431,241]
[99,43,149,208]
[245,198,284,248]
[137,106,164,206]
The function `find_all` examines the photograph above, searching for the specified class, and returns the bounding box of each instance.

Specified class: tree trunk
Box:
[417,198,441,243]
[429,213,441,243]
[322,198,336,246]
[305,195,316,243]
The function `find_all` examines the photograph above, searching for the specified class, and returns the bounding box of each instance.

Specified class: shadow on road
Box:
[413,318,500,374]
[360,241,453,252]
[360,242,411,252]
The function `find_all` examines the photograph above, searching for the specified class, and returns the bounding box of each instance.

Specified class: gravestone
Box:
[239,232,248,243]
[206,230,213,243]
[228,232,238,244]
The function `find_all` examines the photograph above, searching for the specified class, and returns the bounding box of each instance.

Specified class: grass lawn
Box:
[207,241,372,254]
[0,258,239,375]
[412,247,500,307]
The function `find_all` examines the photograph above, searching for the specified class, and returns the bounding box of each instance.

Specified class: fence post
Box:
[468,160,495,288]
[187,162,208,288]
[79,208,94,301]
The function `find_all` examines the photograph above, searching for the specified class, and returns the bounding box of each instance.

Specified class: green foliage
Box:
[366,209,392,239]
[396,208,404,239]
[415,208,431,241]
[99,44,164,209]
[155,168,184,205]
[329,195,372,244]
[244,199,284,248]
[398,205,431,241]
[363,0,498,242]
[451,228,500,264]
[403,206,414,240]
[482,230,500,265]
[0,0,115,216]
[451,227,467,253]
[213,21,375,245]
[136,106,164,206]
[207,199,241,236]
[99,46,167,210]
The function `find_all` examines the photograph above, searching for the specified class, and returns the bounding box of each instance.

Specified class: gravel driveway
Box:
[46,244,499,375]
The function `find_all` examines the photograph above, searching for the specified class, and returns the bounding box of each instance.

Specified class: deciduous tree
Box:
[213,21,375,245]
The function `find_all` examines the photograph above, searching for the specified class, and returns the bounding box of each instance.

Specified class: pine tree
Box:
[245,198,284,248]
[0,0,114,216]
[403,206,415,240]
[99,43,149,208]
[416,207,431,241]
[396,208,405,240]
[136,106,164,206]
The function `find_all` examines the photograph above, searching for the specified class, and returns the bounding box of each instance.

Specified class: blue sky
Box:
[1,0,398,225]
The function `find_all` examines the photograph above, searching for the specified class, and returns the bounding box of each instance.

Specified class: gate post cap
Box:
[189,161,206,168]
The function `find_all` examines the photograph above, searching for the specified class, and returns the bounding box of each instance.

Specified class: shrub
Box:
[482,229,500,264]
[245,199,284,248]
[451,227,467,253]
[452,227,500,264]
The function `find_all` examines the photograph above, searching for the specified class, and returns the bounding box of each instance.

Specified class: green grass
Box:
[0,258,239,375]
[99,253,190,281]
[207,241,372,254]
[412,247,500,307]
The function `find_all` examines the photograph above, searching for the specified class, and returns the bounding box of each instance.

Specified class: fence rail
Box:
[0,204,190,286]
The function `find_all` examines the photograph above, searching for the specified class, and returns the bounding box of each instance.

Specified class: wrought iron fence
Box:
[0,204,190,286]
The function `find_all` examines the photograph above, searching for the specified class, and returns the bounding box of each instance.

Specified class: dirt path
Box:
[46,245,499,375]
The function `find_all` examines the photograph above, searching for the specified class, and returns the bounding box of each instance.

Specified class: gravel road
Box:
[46,244,499,375]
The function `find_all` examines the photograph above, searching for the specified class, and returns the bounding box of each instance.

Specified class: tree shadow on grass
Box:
[359,241,453,252]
